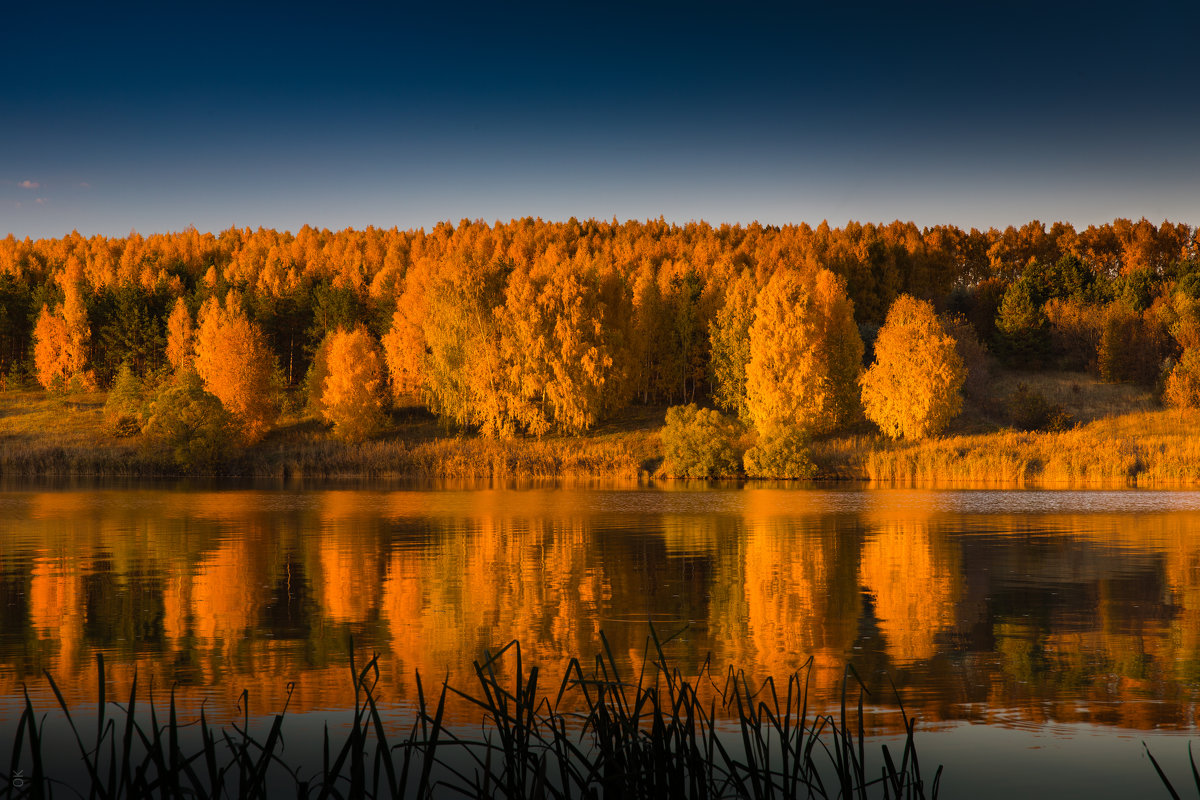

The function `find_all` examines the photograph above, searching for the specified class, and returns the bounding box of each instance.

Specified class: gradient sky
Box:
[4,0,1198,238]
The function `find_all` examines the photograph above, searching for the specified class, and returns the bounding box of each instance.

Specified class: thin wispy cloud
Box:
[34,198,47,205]
[79,182,91,188]
[17,180,40,189]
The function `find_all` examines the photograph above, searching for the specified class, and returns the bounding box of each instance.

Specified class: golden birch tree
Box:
[814,268,865,427]
[193,291,281,442]
[744,267,863,434]
[516,265,613,434]
[708,268,757,420]
[33,280,94,390]
[860,294,965,439]
[416,255,515,435]
[33,305,71,389]
[381,277,426,403]
[320,327,386,441]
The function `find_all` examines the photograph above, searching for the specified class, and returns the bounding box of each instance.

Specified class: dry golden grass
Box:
[809,368,1194,488]
[816,408,1200,487]
[1,381,1197,486]
[987,370,1154,423]
[0,388,664,479]
[0,388,156,476]
[249,428,660,481]
[245,402,664,480]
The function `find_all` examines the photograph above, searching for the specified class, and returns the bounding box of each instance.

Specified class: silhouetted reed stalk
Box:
[2,627,941,799]
[1146,740,1200,799]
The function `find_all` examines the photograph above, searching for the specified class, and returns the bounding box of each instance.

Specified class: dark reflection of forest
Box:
[2,488,1200,733]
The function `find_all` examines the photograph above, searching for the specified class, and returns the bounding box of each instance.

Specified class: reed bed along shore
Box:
[0,388,663,480]
[2,629,941,800]
[2,384,1200,486]
[815,409,1200,488]
[250,431,658,481]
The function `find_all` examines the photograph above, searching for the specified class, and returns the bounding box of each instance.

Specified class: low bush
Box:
[102,363,146,436]
[1165,348,1200,409]
[661,404,740,478]
[142,368,239,472]
[743,424,817,479]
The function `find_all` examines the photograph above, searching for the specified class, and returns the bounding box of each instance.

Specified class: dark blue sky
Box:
[4,1,1198,237]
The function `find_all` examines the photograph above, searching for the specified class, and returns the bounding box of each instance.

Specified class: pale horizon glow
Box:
[4,1,1198,239]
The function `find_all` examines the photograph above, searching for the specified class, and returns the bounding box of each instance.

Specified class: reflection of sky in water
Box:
[459,487,1200,518]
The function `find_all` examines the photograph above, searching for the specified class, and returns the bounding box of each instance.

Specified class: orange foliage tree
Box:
[744,267,863,434]
[165,297,194,371]
[193,292,280,442]
[1165,349,1200,409]
[319,327,386,441]
[380,277,426,404]
[497,263,616,435]
[708,268,757,420]
[860,295,965,440]
[32,280,93,390]
[33,305,71,389]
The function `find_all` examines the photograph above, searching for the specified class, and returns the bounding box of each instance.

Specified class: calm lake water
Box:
[3,483,1200,795]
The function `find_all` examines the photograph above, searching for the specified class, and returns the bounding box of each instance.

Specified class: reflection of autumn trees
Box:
[858,511,962,663]
[29,554,83,667]
[728,492,862,688]
[380,517,611,683]
[10,491,1200,730]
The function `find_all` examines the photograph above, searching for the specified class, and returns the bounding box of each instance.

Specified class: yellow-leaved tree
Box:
[33,305,71,389]
[708,268,757,420]
[1165,348,1200,409]
[744,267,863,434]
[193,291,281,442]
[381,277,426,404]
[497,263,615,435]
[165,297,195,371]
[32,280,94,390]
[860,294,965,439]
[320,327,386,441]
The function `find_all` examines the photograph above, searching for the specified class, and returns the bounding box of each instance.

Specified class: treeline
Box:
[5,216,1200,449]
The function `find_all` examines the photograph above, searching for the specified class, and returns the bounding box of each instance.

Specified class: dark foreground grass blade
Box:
[1147,741,1183,800]
[8,627,952,800]
[1190,741,1200,794]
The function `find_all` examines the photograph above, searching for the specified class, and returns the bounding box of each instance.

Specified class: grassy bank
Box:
[3,375,1200,485]
[813,371,1200,487]
[0,389,665,480]
[814,409,1200,487]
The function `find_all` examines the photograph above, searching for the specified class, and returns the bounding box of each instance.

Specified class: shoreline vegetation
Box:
[6,219,1200,486]
[3,371,1198,487]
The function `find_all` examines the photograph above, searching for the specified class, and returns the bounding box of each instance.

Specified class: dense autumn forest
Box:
[5,217,1200,474]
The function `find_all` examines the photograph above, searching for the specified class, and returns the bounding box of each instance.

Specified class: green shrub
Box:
[743,425,816,479]
[102,363,146,436]
[1098,304,1168,385]
[142,368,238,473]
[660,404,739,478]
[994,276,1050,367]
